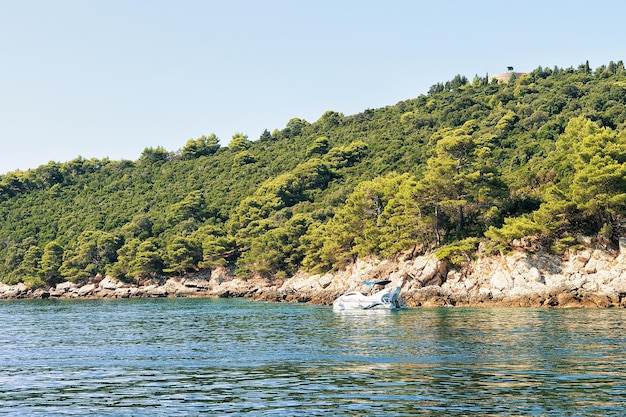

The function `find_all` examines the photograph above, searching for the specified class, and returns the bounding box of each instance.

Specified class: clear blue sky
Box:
[1,0,624,173]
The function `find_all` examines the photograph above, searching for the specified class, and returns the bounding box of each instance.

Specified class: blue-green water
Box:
[1,298,625,416]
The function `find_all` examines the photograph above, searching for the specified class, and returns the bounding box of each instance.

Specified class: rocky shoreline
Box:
[3,241,626,308]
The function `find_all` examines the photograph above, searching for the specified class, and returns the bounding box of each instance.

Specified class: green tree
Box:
[306,136,330,157]
[418,123,507,241]
[571,155,626,224]
[227,158,333,248]
[192,224,233,268]
[378,174,438,256]
[120,215,153,240]
[60,231,122,280]
[236,214,310,278]
[140,146,170,164]
[163,236,202,275]
[16,245,43,287]
[109,238,163,280]
[229,133,250,152]
[180,134,220,160]
[305,173,406,271]
[484,216,546,244]
[233,151,257,165]
[167,191,207,224]
[259,129,272,141]
[131,239,163,277]
[283,118,309,137]
[496,110,518,134]
[109,238,140,279]
[40,241,64,285]
[322,141,368,169]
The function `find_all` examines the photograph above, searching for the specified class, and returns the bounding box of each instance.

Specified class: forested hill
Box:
[2,61,626,287]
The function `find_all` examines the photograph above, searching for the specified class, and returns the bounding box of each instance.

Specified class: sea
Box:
[1,298,625,416]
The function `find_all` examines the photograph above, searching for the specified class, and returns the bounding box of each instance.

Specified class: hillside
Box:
[2,60,626,288]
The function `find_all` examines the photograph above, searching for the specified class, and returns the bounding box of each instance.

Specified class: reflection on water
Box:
[1,299,625,416]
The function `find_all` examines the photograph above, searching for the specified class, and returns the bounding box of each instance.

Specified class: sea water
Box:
[1,298,625,416]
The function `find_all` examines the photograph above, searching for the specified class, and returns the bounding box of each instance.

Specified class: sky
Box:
[1,0,625,174]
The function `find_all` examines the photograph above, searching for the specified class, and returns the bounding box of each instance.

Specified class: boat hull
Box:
[332,286,402,311]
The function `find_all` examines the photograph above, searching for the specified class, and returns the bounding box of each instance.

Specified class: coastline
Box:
[2,242,626,308]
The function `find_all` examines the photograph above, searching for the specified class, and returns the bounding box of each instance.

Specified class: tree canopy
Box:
[3,61,626,285]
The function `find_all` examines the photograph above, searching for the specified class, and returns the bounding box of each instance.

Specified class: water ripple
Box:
[1,299,626,416]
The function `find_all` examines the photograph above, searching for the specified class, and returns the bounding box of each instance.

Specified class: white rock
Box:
[99,276,122,290]
[609,275,626,293]
[527,267,542,282]
[77,284,96,296]
[55,281,76,293]
[491,270,512,290]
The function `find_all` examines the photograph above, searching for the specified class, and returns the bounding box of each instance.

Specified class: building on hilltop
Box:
[488,66,526,83]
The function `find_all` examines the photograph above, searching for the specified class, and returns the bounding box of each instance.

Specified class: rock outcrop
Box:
[3,244,626,308]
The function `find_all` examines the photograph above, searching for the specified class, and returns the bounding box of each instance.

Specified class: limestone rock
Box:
[99,276,124,290]
[77,284,96,296]
[4,239,626,308]
[0,282,30,298]
[491,271,513,291]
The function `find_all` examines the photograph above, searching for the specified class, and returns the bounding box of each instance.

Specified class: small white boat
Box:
[333,280,402,311]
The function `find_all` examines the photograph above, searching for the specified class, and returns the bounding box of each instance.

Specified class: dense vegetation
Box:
[3,60,626,287]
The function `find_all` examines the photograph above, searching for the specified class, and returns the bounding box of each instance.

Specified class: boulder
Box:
[491,271,513,291]
[555,290,578,308]
[32,288,50,299]
[55,281,76,293]
[143,285,168,297]
[407,255,440,285]
[114,288,132,298]
[99,276,124,290]
[77,284,96,296]
[0,283,30,298]
[181,277,211,290]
